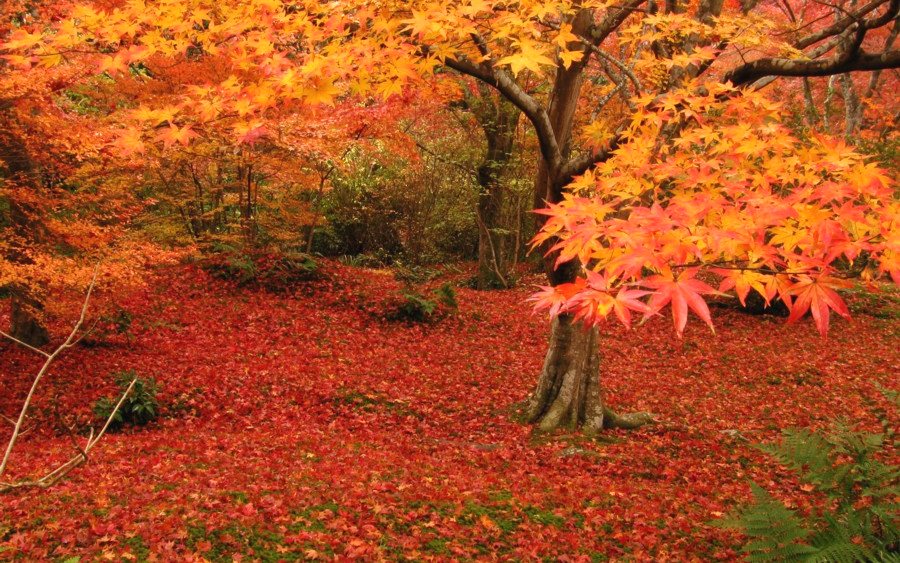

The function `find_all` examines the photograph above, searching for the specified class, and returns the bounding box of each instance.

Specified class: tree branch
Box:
[440,54,566,178]
[728,46,900,85]
[0,265,105,490]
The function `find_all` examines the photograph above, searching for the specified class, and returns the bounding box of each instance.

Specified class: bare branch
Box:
[0,265,100,482]
[0,330,50,357]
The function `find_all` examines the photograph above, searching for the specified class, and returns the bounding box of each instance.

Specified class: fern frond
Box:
[873,552,900,563]
[808,516,873,563]
[758,428,835,489]
[733,483,817,563]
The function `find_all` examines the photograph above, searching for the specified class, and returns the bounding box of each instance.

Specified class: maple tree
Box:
[390,0,900,433]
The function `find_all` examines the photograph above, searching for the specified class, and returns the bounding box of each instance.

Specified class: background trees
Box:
[1,0,158,346]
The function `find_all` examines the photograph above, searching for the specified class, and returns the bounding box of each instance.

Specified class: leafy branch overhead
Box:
[530,84,899,336]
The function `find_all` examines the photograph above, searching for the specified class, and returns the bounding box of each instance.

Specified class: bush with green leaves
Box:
[200,245,322,290]
[386,282,459,323]
[93,371,160,431]
[718,389,899,563]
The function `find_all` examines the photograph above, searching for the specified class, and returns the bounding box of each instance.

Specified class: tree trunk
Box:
[1,103,51,348]
[8,291,50,348]
[523,314,605,433]
[524,9,654,433]
[523,317,655,435]
[475,182,507,289]
[472,86,519,290]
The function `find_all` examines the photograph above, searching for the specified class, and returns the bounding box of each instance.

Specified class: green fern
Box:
[719,483,817,563]
[717,389,899,563]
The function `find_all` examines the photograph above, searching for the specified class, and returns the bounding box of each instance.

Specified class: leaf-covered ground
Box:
[1,263,898,562]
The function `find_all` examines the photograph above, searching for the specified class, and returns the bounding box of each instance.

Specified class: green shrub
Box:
[717,389,900,563]
[201,245,258,284]
[386,283,459,323]
[93,371,160,431]
[200,245,322,290]
[434,282,458,311]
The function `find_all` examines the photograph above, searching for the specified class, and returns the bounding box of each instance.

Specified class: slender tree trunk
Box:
[0,111,50,348]
[8,289,50,348]
[472,86,519,290]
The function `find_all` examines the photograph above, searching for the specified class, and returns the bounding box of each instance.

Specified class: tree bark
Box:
[524,314,605,433]
[472,86,519,290]
[0,110,51,348]
[524,9,655,433]
[8,289,50,348]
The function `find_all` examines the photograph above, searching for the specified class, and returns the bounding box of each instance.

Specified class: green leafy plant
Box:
[386,283,459,323]
[718,389,900,563]
[201,245,259,285]
[434,281,458,311]
[201,245,323,289]
[93,371,160,431]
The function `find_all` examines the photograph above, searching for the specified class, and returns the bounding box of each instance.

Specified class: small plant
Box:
[394,290,440,322]
[434,281,458,311]
[93,371,160,431]
[201,245,323,290]
[717,388,900,563]
[393,261,441,284]
[257,252,322,290]
[386,283,459,323]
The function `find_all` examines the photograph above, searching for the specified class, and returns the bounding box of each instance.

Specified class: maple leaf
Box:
[557,48,584,69]
[784,274,854,336]
[713,268,768,306]
[497,40,556,76]
[528,280,584,318]
[112,128,146,156]
[643,267,719,336]
[155,123,199,149]
[1,53,36,69]
[233,121,268,146]
[565,271,653,328]
[98,53,130,76]
[2,29,43,50]
[303,78,341,105]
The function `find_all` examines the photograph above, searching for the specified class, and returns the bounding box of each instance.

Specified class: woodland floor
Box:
[1,262,898,563]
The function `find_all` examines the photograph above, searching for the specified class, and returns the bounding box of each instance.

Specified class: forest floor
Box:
[1,261,898,563]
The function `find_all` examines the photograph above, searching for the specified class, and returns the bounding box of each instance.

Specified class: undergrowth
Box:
[718,388,900,563]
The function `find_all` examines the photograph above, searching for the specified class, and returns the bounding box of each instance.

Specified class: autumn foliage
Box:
[1,0,900,560]
[530,83,900,336]
[1,264,898,561]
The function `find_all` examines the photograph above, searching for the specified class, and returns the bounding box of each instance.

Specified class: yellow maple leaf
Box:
[112,128,146,156]
[498,40,555,76]
[2,29,43,50]
[98,53,130,75]
[302,78,340,105]
[155,123,199,149]
[558,47,584,68]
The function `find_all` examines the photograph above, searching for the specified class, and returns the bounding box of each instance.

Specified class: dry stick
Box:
[0,267,98,482]
[475,206,510,289]
[0,378,137,492]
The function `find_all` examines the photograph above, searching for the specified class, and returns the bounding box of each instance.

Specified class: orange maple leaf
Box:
[784,274,853,336]
[643,267,719,336]
[155,123,199,149]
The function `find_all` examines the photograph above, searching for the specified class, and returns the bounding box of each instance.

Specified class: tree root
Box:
[602,408,656,430]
